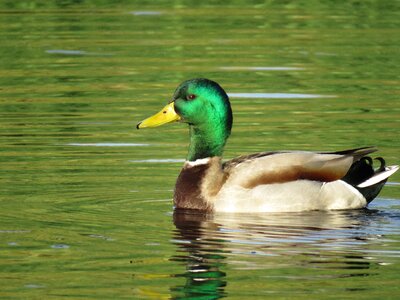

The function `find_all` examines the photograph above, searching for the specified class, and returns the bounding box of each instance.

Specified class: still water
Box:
[1,1,400,299]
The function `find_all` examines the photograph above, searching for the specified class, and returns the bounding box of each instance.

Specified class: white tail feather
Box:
[357,165,399,188]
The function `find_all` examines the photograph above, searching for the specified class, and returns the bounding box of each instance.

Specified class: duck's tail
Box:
[341,157,399,203]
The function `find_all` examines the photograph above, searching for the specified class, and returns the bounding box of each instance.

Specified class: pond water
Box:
[1,1,400,299]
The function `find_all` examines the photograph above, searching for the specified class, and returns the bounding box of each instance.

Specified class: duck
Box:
[137,78,398,213]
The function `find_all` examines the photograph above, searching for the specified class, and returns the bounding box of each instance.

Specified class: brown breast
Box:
[174,163,213,211]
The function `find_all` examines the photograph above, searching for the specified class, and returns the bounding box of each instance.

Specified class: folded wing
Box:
[223,147,377,188]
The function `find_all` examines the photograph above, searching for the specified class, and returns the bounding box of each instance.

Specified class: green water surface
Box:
[1,1,400,299]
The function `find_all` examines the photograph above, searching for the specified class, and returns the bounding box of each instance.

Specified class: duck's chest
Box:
[173,158,225,211]
[174,163,211,211]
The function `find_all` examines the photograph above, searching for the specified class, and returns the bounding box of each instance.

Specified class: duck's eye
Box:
[186,94,196,101]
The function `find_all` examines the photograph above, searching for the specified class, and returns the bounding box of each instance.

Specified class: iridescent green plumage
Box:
[172,79,232,161]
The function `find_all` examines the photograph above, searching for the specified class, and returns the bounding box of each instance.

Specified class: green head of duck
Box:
[138,78,233,161]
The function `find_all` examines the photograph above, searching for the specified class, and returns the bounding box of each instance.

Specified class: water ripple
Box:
[229,93,336,99]
[67,143,150,147]
[221,66,304,71]
[129,11,163,16]
[129,159,185,163]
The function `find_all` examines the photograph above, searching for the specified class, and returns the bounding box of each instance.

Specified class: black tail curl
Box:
[341,157,388,204]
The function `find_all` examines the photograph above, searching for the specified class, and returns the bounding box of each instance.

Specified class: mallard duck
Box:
[137,78,398,212]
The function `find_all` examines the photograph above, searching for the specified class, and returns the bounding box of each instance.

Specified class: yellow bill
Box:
[137,102,181,129]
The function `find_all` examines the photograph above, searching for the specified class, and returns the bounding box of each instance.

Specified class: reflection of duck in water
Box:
[171,211,227,299]
[137,78,398,213]
[173,208,380,250]
[170,209,387,298]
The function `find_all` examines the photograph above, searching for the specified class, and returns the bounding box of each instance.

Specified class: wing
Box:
[223,147,377,189]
